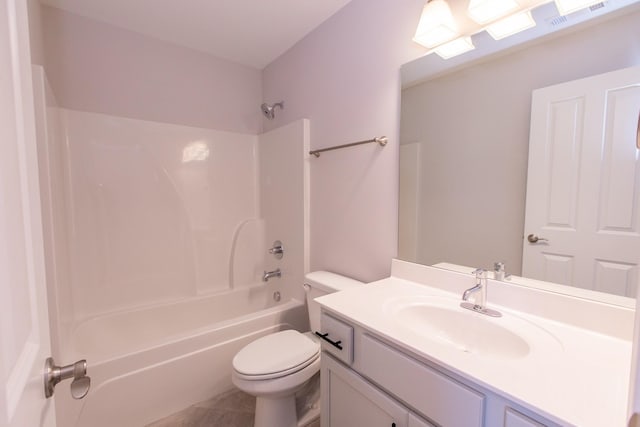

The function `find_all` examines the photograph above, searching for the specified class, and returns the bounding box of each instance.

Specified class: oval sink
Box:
[385,296,562,360]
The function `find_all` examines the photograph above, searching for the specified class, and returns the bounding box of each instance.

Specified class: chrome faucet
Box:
[463,268,487,307]
[262,268,281,282]
[461,268,502,317]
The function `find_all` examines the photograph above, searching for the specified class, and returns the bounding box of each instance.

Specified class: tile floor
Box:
[146,388,320,427]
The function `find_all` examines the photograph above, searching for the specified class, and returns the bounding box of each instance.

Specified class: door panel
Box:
[599,86,640,232]
[545,97,583,229]
[523,65,640,297]
[0,0,55,426]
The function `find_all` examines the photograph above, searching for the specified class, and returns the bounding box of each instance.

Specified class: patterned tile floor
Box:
[146,388,320,427]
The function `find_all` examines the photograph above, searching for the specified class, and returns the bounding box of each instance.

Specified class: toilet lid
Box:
[233,330,320,378]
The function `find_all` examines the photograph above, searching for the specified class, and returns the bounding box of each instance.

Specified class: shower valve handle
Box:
[268,240,284,259]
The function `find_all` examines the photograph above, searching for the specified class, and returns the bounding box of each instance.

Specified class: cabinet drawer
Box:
[318,312,354,364]
[358,333,484,427]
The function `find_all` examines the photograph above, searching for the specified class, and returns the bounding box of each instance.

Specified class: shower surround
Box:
[33,66,310,426]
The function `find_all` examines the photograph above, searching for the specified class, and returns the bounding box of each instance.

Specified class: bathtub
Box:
[55,287,308,427]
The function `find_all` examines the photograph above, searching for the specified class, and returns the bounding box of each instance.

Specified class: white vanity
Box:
[316,260,634,427]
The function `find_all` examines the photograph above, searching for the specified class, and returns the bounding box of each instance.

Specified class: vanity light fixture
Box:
[554,0,604,15]
[413,0,459,49]
[486,10,537,40]
[415,0,609,59]
[434,36,475,59]
[467,0,519,24]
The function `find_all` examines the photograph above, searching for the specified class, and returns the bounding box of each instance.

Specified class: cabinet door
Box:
[321,353,408,427]
[409,413,436,427]
[504,408,546,427]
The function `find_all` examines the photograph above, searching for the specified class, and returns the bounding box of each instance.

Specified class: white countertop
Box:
[317,276,632,427]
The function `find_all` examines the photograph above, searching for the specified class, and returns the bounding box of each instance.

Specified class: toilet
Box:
[232,271,363,427]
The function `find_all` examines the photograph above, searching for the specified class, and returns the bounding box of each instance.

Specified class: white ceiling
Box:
[40,0,353,69]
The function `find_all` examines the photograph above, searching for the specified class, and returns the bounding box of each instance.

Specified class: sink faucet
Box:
[463,268,487,307]
[461,268,502,317]
[262,268,281,282]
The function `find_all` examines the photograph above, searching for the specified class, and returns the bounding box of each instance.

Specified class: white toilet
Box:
[232,271,363,427]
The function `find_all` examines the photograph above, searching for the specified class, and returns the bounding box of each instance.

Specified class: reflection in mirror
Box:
[399,6,640,301]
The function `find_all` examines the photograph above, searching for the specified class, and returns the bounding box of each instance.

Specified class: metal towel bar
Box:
[309,136,388,158]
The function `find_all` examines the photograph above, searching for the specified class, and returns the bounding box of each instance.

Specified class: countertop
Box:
[317,276,632,427]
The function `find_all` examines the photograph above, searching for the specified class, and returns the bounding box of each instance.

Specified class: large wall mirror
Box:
[399,4,640,303]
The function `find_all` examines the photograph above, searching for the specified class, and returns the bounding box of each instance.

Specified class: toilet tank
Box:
[304,271,364,334]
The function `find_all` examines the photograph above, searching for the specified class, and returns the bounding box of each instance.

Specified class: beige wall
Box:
[39,5,262,133]
[262,0,426,282]
[400,10,640,274]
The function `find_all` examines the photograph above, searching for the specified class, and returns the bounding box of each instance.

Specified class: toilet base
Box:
[255,395,297,427]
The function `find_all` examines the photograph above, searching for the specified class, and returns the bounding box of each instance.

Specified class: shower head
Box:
[260,101,284,120]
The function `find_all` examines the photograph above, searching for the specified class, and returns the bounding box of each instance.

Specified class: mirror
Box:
[399,4,640,303]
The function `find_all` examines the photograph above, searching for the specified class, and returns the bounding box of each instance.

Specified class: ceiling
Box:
[40,0,353,69]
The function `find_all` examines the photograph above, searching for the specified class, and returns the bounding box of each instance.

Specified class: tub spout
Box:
[262,268,281,282]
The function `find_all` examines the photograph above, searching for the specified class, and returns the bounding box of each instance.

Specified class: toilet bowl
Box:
[231,271,363,427]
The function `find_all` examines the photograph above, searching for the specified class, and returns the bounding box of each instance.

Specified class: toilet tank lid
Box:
[304,271,364,293]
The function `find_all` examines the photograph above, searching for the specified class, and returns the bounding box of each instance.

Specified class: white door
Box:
[0,0,56,426]
[522,65,640,297]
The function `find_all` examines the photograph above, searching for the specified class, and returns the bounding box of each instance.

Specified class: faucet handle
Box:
[493,261,510,281]
[471,268,486,278]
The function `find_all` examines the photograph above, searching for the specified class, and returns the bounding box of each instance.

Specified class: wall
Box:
[400,10,640,275]
[40,5,262,133]
[262,0,425,282]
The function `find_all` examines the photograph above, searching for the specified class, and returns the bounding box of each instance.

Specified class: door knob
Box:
[527,234,549,243]
[44,357,91,399]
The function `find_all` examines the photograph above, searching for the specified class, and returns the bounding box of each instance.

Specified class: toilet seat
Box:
[233,330,320,381]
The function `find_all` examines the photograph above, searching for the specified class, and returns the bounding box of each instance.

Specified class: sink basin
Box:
[385,296,562,360]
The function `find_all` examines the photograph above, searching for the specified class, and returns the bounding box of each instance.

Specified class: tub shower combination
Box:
[33,66,309,426]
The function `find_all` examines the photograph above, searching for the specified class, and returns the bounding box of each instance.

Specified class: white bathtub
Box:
[55,288,308,427]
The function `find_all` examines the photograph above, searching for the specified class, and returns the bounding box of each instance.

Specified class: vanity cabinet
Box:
[320,310,559,427]
[321,353,435,427]
[357,332,484,426]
